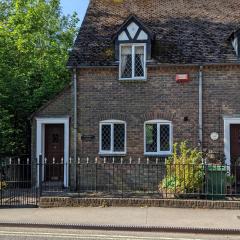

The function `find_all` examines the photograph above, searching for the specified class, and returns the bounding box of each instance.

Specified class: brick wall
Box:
[39,197,240,209]
[203,65,240,160]
[77,65,240,160]
[31,65,240,187]
[76,162,166,193]
[77,66,200,158]
[34,86,72,116]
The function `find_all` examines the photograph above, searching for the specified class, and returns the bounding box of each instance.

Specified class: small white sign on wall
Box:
[210,132,219,141]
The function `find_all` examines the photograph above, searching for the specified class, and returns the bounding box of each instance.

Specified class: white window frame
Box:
[119,43,147,80]
[144,120,173,156]
[99,120,127,155]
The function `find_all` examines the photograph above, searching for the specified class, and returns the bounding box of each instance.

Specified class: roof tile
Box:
[67,0,240,66]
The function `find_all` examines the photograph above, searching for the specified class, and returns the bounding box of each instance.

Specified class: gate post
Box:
[38,154,43,197]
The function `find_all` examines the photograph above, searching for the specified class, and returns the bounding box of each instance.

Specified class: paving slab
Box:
[0,207,240,231]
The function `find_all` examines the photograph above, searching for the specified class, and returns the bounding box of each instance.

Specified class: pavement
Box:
[0,207,240,234]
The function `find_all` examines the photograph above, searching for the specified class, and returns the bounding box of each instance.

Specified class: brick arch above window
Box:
[97,113,139,125]
[141,110,176,123]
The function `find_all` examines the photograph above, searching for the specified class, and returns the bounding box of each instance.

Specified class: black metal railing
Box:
[1,155,240,207]
[0,157,38,208]
[38,156,240,200]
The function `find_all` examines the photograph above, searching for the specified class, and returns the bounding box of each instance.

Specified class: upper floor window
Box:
[113,16,154,80]
[120,44,146,80]
[144,120,173,156]
[99,120,126,155]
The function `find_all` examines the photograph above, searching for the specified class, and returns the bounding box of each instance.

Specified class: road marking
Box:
[0,230,204,240]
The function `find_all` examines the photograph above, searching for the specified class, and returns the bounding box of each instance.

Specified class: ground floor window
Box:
[144,120,172,156]
[99,120,126,155]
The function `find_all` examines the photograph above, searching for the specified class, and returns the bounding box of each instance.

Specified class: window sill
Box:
[119,78,147,82]
[144,152,172,157]
[99,152,127,157]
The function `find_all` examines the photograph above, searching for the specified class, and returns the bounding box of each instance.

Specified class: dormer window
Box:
[113,15,154,81]
[120,44,146,80]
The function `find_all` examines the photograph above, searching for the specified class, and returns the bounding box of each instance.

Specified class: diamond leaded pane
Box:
[146,124,157,152]
[160,124,170,151]
[121,46,132,79]
[114,124,125,152]
[134,46,144,77]
[101,124,111,151]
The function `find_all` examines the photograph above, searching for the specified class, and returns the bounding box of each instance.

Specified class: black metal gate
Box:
[0,158,38,208]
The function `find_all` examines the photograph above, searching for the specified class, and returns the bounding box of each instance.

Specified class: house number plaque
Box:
[210,132,219,141]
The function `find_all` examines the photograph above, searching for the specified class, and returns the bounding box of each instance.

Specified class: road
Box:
[0,227,239,240]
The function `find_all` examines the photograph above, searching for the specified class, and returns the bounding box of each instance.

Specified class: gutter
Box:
[199,66,203,151]
[66,62,240,69]
[73,68,77,190]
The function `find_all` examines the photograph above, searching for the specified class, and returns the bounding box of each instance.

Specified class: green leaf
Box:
[0,0,79,156]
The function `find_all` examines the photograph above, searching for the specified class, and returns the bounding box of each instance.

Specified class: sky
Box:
[60,0,90,26]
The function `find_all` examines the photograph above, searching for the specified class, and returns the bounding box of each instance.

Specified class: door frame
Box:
[224,117,240,166]
[36,117,69,187]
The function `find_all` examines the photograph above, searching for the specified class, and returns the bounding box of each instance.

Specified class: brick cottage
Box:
[31,0,240,188]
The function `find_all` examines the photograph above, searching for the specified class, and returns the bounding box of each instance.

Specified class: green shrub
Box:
[159,142,204,195]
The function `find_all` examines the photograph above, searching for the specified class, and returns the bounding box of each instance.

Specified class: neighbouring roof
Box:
[67,0,240,67]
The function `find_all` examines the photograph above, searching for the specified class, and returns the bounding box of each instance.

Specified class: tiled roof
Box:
[67,0,240,67]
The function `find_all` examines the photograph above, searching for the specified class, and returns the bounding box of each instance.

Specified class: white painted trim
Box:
[118,31,129,41]
[119,43,147,81]
[100,120,126,124]
[224,117,240,166]
[36,117,70,187]
[137,30,148,40]
[127,22,139,39]
[144,120,173,156]
[99,120,127,155]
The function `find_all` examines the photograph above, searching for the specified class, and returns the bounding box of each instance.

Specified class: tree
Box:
[0,0,79,156]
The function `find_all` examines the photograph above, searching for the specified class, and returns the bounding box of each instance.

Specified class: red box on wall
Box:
[176,74,190,83]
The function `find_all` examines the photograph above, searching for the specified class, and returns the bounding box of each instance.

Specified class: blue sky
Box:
[60,0,90,25]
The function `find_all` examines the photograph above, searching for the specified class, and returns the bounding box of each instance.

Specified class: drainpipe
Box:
[199,66,203,152]
[73,68,77,190]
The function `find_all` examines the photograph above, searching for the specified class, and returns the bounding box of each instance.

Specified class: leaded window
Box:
[145,121,172,155]
[100,121,126,154]
[120,44,146,80]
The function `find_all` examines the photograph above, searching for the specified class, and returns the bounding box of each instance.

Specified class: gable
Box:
[113,15,153,61]
[113,15,153,42]
[118,23,149,41]
[30,85,71,119]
